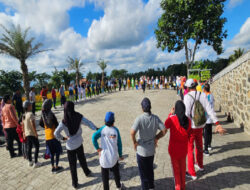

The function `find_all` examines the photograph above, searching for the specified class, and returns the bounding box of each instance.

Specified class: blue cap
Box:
[105,112,115,123]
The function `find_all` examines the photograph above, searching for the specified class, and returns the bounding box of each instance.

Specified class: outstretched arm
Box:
[81,117,98,131]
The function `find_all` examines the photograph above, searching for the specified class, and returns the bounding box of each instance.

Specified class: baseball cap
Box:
[105,112,115,124]
[23,100,31,109]
[185,79,196,88]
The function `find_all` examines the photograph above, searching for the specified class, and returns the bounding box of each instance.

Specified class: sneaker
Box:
[72,183,79,189]
[117,183,125,190]
[52,167,56,173]
[86,170,93,177]
[204,150,210,157]
[28,161,33,167]
[10,153,17,158]
[55,166,63,173]
[195,164,204,171]
[186,172,197,180]
[33,162,42,168]
[208,146,212,151]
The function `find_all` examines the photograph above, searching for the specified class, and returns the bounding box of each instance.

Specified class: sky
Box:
[0,0,249,76]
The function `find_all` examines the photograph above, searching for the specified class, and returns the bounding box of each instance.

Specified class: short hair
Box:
[204,83,210,92]
[105,121,114,127]
[3,95,11,103]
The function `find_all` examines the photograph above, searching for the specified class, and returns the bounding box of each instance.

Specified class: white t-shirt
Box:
[29,91,36,103]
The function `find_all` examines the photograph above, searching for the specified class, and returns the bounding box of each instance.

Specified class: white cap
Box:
[185,79,195,88]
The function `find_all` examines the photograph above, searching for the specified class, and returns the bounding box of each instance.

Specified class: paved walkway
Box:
[0,90,250,190]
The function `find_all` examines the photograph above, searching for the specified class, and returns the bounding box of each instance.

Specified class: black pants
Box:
[53,97,56,108]
[137,154,154,190]
[47,139,61,167]
[75,94,78,102]
[61,96,66,106]
[102,162,121,190]
[67,145,91,186]
[5,127,22,157]
[180,89,184,101]
[17,109,23,120]
[203,124,212,151]
[32,102,36,114]
[27,136,40,163]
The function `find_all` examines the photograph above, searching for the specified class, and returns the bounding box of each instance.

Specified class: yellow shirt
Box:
[44,125,56,141]
[196,85,202,92]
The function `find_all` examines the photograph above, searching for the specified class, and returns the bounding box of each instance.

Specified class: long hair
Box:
[42,99,54,128]
[175,100,189,130]
[63,101,83,136]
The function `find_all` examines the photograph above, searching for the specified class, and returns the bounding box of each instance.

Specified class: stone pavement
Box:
[0,90,250,190]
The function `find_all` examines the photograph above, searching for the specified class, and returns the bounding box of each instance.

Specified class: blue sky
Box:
[0,0,249,74]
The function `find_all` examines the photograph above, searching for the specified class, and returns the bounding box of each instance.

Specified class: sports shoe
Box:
[117,183,125,190]
[186,172,197,180]
[195,164,204,171]
[208,146,212,151]
[28,161,33,167]
[33,162,42,168]
[52,167,56,173]
[204,150,210,157]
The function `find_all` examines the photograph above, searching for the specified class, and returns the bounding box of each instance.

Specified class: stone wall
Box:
[211,51,250,134]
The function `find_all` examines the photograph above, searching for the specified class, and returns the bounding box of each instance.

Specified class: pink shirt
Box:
[1,104,19,129]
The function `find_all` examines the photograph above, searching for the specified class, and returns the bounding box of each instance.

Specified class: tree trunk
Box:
[20,60,30,100]
[76,72,79,86]
[184,42,190,77]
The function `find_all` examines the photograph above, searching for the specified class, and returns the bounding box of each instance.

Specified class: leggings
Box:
[27,136,40,163]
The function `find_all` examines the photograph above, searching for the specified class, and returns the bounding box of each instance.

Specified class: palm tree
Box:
[67,57,84,86]
[229,48,245,63]
[0,24,49,99]
[97,59,108,87]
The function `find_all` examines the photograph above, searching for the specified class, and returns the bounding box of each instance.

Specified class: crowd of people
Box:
[0,76,226,190]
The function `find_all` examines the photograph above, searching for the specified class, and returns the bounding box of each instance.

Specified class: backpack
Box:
[188,91,206,126]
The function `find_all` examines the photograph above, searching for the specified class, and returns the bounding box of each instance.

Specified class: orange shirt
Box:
[44,125,56,141]
[1,104,18,129]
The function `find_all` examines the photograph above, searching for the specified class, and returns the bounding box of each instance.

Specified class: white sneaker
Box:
[208,147,212,151]
[33,162,42,168]
[28,161,33,167]
[186,172,197,180]
[195,164,204,171]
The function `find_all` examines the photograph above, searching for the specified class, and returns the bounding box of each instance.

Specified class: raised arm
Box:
[81,116,97,130]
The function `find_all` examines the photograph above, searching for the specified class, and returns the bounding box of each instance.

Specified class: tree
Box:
[229,48,245,63]
[155,0,227,75]
[97,59,108,87]
[59,69,72,90]
[0,24,49,99]
[35,73,50,89]
[67,57,84,85]
[0,70,23,96]
[111,69,128,79]
[50,67,62,90]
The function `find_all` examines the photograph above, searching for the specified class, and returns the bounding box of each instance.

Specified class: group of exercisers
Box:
[0,78,226,190]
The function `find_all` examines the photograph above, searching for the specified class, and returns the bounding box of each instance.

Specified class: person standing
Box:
[29,87,36,114]
[74,84,78,102]
[131,77,135,90]
[40,86,48,101]
[1,95,22,158]
[51,87,57,109]
[203,83,215,156]
[69,85,74,101]
[92,112,125,190]
[54,101,98,188]
[184,79,226,180]
[123,78,126,91]
[164,101,192,190]
[12,90,23,119]
[118,78,122,91]
[40,99,63,173]
[22,101,41,167]
[59,85,66,106]
[130,98,166,190]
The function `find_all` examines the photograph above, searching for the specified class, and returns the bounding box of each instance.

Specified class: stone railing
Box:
[211,50,250,134]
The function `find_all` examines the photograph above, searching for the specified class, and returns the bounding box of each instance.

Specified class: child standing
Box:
[16,121,28,160]
[22,101,41,167]
[92,112,124,190]
[39,99,63,173]
[164,101,192,190]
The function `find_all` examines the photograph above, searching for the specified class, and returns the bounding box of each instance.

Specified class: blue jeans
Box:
[137,154,155,190]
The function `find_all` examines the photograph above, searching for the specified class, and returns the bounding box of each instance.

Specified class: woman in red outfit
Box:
[164,100,192,190]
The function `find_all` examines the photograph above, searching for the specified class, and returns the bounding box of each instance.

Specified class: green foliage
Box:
[111,69,128,79]
[50,68,62,89]
[67,56,84,85]
[229,48,245,64]
[97,59,108,72]
[34,73,51,89]
[58,69,74,89]
[155,0,227,71]
[86,71,103,81]
[0,70,23,96]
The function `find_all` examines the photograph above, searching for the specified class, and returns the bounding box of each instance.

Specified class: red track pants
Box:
[171,156,186,190]
[187,128,203,176]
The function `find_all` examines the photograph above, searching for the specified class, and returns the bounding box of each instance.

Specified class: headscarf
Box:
[141,97,151,114]
[63,101,83,136]
[42,99,54,128]
[174,100,189,130]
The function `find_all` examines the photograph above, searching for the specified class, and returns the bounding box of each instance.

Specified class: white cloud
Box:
[228,0,244,8]
[87,0,161,49]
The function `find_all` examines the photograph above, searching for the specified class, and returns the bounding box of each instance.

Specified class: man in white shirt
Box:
[29,87,36,114]
[184,79,225,180]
